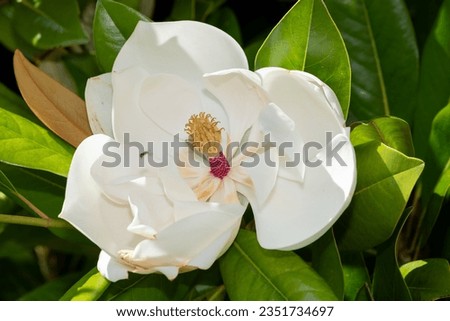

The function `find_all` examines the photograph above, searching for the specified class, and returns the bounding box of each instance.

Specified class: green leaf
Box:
[341,252,372,301]
[63,54,101,97]
[324,0,419,123]
[0,163,65,218]
[220,229,337,300]
[0,82,40,124]
[206,6,242,45]
[335,137,424,250]
[13,0,88,50]
[60,268,110,301]
[310,229,344,299]
[413,0,450,159]
[0,4,43,56]
[372,209,412,300]
[415,103,450,247]
[255,0,351,117]
[100,270,202,300]
[19,273,82,301]
[169,0,226,21]
[350,117,415,157]
[0,163,91,243]
[429,101,450,171]
[93,0,150,72]
[0,191,17,214]
[418,162,450,248]
[400,259,450,300]
[0,108,74,177]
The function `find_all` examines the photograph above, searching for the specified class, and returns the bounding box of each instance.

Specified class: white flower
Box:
[59,21,356,282]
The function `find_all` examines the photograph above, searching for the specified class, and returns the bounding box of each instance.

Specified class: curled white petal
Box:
[98,250,129,282]
[59,134,142,256]
[253,67,356,250]
[85,73,114,136]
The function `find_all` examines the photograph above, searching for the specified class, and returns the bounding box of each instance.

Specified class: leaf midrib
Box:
[232,241,288,300]
[355,162,423,195]
[361,0,390,115]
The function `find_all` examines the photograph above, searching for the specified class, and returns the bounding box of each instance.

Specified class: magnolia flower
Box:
[59,21,356,282]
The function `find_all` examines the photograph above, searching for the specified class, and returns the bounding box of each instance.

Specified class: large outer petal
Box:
[113,21,248,83]
[256,67,345,147]
[121,202,244,279]
[59,134,143,256]
[253,68,356,250]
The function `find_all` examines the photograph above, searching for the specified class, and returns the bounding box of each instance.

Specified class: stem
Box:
[0,214,72,229]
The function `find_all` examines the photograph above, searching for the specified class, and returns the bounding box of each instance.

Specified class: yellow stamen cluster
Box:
[185,112,222,157]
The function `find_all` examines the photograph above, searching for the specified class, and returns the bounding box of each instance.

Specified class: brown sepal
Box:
[13,50,93,147]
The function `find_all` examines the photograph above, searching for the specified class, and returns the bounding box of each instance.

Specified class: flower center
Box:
[209,152,231,179]
[185,112,222,157]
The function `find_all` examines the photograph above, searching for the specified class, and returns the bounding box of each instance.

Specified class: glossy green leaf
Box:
[60,268,110,301]
[220,229,337,300]
[0,191,16,214]
[341,253,372,301]
[93,0,150,72]
[0,163,64,218]
[19,273,82,301]
[0,163,91,243]
[169,0,226,21]
[0,4,42,57]
[63,54,101,97]
[418,162,450,248]
[206,6,242,45]
[324,0,419,123]
[13,0,88,50]
[415,102,450,246]
[0,4,17,51]
[100,270,203,300]
[413,0,450,159]
[335,137,424,250]
[400,259,450,300]
[255,0,351,117]
[310,229,344,299]
[0,108,74,177]
[372,209,412,300]
[350,117,415,157]
[0,82,40,124]
[429,101,450,170]
[116,0,141,10]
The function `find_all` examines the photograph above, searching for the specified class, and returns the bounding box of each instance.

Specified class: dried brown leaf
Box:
[13,50,92,147]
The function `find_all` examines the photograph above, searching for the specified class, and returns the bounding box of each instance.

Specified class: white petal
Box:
[112,67,172,154]
[113,21,248,84]
[138,73,202,136]
[204,69,269,144]
[91,141,159,203]
[97,250,129,282]
[292,71,345,124]
[127,203,244,271]
[154,266,180,280]
[256,67,347,148]
[127,189,174,239]
[187,217,240,268]
[158,165,198,202]
[209,176,240,204]
[85,73,114,136]
[258,102,305,182]
[253,152,355,250]
[316,133,356,200]
[59,134,141,255]
[237,145,279,207]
